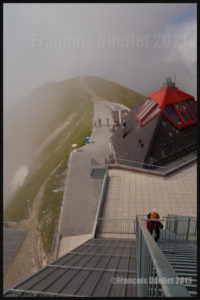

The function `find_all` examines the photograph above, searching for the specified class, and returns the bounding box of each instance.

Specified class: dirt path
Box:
[3,107,88,290]
[3,78,124,290]
[32,112,76,162]
[4,176,49,289]
[3,114,77,290]
[4,184,46,289]
[3,158,65,290]
[79,77,103,103]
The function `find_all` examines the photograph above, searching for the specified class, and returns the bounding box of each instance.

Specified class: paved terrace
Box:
[98,163,196,238]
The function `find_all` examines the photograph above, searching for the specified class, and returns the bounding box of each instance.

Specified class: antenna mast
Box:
[174,74,176,86]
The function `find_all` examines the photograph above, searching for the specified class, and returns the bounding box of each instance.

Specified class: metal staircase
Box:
[136,215,197,297]
[158,238,197,296]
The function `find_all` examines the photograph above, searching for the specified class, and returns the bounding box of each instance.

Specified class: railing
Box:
[165,214,197,242]
[108,157,168,176]
[3,222,21,228]
[138,216,197,242]
[89,157,107,178]
[92,168,109,238]
[108,155,197,177]
[116,158,167,171]
[49,151,73,262]
[48,222,59,262]
[136,216,191,297]
[96,218,136,235]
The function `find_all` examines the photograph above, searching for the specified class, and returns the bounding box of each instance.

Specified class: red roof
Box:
[149,86,194,110]
[135,81,197,129]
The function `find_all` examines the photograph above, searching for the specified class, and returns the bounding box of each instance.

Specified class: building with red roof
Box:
[111,78,197,168]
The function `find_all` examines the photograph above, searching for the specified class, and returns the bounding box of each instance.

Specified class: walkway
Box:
[58,85,128,256]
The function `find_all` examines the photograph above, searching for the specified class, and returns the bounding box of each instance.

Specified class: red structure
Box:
[136,78,197,128]
[111,78,197,167]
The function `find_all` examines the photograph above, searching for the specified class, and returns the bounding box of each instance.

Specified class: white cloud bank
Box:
[164,19,196,69]
[3,3,197,111]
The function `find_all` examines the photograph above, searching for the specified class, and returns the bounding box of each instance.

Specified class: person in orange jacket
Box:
[146,212,163,242]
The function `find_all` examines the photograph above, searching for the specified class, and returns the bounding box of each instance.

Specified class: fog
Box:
[4,3,197,111]
[3,3,197,206]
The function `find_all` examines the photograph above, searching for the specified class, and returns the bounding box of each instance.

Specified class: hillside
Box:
[4,78,91,205]
[4,76,146,262]
[4,76,146,207]
[83,76,146,108]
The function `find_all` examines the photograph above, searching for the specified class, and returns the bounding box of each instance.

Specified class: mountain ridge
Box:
[4,76,146,206]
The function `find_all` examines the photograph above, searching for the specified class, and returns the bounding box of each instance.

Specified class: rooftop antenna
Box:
[174,74,176,86]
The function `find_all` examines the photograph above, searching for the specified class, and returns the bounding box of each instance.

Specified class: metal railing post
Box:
[174,217,178,240]
[186,217,191,241]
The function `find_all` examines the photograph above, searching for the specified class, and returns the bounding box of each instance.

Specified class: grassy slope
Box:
[4,76,145,255]
[4,79,93,221]
[84,76,146,108]
[38,100,93,254]
[5,78,89,153]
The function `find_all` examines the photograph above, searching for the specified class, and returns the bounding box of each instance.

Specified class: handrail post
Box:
[186,217,191,241]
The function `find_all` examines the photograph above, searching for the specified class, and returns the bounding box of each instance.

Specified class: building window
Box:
[137,98,197,128]
[163,100,197,128]
[136,99,160,125]
[174,103,190,123]
[164,106,183,125]
[181,101,196,121]
[142,106,160,125]
[187,100,197,116]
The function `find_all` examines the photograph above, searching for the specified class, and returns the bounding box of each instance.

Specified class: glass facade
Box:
[163,100,197,128]
[136,99,160,125]
[164,106,183,125]
[137,98,197,128]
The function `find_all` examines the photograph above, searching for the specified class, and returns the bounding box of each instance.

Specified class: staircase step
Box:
[167,260,197,265]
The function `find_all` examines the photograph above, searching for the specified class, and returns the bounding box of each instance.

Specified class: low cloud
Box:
[3,4,197,205]
[4,3,197,111]
[164,19,196,69]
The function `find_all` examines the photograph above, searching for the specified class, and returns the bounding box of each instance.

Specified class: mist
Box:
[4,3,197,110]
[3,3,197,206]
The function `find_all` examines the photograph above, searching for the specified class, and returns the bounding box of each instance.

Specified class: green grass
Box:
[84,76,146,108]
[4,96,93,223]
[4,96,93,255]
[4,75,144,255]
[38,110,93,254]
[4,78,92,166]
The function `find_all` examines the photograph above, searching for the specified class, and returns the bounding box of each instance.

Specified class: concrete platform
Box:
[101,163,196,221]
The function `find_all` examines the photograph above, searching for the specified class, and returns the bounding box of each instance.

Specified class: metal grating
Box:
[158,239,197,296]
[3,228,27,275]
[4,238,137,297]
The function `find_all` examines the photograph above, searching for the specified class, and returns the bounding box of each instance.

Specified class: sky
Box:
[4,3,197,111]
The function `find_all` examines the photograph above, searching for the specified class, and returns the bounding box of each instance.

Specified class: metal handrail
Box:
[165,214,197,241]
[115,158,168,170]
[140,216,197,242]
[96,218,136,235]
[98,218,136,220]
[136,216,191,297]
[92,168,109,238]
[108,155,197,176]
